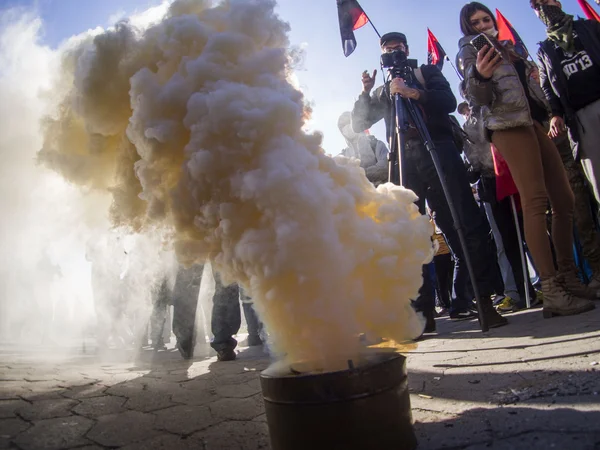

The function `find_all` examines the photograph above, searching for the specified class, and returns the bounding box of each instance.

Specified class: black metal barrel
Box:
[260,352,417,450]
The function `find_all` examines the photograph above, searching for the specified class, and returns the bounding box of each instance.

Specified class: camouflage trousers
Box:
[555,136,600,273]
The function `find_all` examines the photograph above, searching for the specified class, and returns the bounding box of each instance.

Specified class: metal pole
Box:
[359,5,381,38]
[445,56,463,81]
[509,195,531,309]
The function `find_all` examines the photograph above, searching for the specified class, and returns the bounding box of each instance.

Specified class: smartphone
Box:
[470,33,502,60]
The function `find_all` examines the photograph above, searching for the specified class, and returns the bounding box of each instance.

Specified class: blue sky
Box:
[3,0,599,153]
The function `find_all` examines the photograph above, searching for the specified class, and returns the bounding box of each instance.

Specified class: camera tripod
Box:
[385,61,489,332]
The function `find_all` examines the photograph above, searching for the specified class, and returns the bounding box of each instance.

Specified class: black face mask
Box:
[538,4,566,27]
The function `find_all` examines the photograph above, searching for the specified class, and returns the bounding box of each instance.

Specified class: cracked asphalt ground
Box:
[1,306,600,450]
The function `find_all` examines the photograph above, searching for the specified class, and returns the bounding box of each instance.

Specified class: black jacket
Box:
[537,19,600,159]
[350,64,457,143]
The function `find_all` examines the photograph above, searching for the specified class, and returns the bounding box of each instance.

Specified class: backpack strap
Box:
[414,67,426,88]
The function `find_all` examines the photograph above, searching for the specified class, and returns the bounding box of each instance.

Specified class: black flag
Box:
[337,0,369,57]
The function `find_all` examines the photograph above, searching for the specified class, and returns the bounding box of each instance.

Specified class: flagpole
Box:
[445,56,463,81]
[359,7,381,38]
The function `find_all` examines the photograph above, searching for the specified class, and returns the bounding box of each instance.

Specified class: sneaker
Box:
[450,309,477,321]
[492,294,506,306]
[542,276,595,318]
[496,296,520,313]
[217,348,237,362]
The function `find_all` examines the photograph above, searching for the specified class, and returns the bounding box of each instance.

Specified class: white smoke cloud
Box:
[0,5,167,353]
[12,0,433,371]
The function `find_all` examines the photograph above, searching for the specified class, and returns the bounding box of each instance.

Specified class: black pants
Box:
[406,138,496,315]
[210,272,241,352]
[478,175,536,305]
[172,264,203,347]
[433,253,453,309]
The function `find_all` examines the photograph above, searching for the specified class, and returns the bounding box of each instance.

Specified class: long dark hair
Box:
[459,2,498,36]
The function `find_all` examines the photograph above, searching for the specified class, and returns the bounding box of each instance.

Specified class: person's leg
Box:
[576,100,600,207]
[492,126,560,278]
[534,123,599,300]
[433,253,452,310]
[240,287,263,346]
[556,133,600,283]
[149,278,169,351]
[483,200,520,302]
[172,264,203,359]
[403,140,436,333]
[417,139,505,326]
[491,197,537,310]
[210,273,241,360]
[492,125,593,316]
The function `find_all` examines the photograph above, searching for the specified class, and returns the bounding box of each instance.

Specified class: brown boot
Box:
[542,276,595,319]
[557,268,600,300]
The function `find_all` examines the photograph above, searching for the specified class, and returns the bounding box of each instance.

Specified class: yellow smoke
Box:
[39,0,433,371]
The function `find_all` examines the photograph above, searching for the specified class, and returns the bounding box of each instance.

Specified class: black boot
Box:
[480,297,509,329]
[424,311,436,333]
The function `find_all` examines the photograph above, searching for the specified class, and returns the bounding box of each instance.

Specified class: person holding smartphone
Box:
[456,2,595,318]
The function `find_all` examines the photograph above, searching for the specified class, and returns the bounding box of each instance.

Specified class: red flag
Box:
[337,0,369,57]
[491,144,520,203]
[496,10,529,59]
[427,29,447,69]
[577,0,600,21]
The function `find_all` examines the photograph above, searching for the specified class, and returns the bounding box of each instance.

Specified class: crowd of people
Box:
[343,0,600,333]
[85,234,264,362]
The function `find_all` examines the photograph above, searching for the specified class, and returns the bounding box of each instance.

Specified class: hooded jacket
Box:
[537,19,600,159]
[456,36,549,134]
[338,112,389,186]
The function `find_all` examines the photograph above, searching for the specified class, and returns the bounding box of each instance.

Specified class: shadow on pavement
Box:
[414,405,600,450]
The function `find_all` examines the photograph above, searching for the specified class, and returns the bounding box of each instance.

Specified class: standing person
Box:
[529,65,600,291]
[352,31,507,328]
[459,101,538,312]
[456,2,595,318]
[532,0,600,212]
[172,263,263,361]
[338,111,389,186]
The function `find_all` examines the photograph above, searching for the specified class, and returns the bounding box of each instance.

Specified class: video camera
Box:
[380,50,418,84]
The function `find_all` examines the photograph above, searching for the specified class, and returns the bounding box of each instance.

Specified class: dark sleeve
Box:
[537,47,564,118]
[418,65,457,114]
[351,86,387,132]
